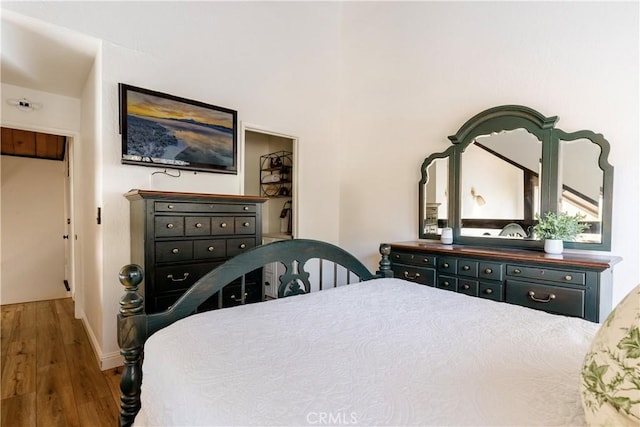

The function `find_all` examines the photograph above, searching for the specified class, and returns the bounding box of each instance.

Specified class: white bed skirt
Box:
[135,278,597,426]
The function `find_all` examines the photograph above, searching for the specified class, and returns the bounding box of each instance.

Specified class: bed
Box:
[117,239,601,426]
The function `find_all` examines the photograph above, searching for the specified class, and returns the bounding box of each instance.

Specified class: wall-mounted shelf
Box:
[260,151,292,198]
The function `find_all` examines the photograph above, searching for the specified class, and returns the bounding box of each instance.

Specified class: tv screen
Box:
[119,83,237,174]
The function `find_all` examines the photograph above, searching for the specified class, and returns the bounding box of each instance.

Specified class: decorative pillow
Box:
[581,285,640,426]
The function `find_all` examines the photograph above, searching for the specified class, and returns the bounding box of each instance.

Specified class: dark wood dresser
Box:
[388,241,622,322]
[125,190,268,314]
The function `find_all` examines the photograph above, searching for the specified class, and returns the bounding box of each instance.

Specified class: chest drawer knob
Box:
[239,243,247,249]
[220,223,227,228]
[484,268,492,274]
[208,246,215,252]
[168,204,174,209]
[402,271,421,280]
[443,280,450,286]
[171,248,179,254]
[443,262,449,268]
[167,272,189,282]
[166,223,174,229]
[462,265,470,271]
[195,223,203,228]
[484,288,493,295]
[243,222,250,227]
[513,268,521,274]
[243,206,249,211]
[422,258,430,264]
[462,284,470,290]
[528,290,556,303]
[564,275,573,281]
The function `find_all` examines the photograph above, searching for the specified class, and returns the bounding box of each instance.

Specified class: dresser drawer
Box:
[155,262,221,293]
[155,241,193,263]
[506,280,585,318]
[391,251,436,268]
[438,257,457,274]
[185,217,211,236]
[392,265,436,286]
[478,261,503,281]
[437,275,457,291]
[457,279,478,296]
[506,265,585,286]
[155,216,184,237]
[211,216,235,234]
[479,281,503,302]
[235,217,256,235]
[457,260,478,278]
[194,239,227,259]
[227,238,256,257]
[155,202,258,213]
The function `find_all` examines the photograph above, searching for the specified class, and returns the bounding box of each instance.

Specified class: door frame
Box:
[240,123,299,238]
[0,121,80,315]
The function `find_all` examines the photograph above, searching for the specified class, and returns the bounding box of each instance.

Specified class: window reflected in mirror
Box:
[560,138,603,243]
[422,158,448,235]
[460,128,542,239]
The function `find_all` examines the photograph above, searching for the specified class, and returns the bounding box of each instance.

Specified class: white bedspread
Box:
[135,278,598,426]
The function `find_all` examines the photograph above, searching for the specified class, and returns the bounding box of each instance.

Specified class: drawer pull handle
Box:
[484,288,493,295]
[443,263,449,268]
[195,223,203,228]
[168,204,174,209]
[167,273,189,282]
[462,284,470,290]
[220,223,227,228]
[423,258,429,264]
[208,246,215,252]
[528,291,556,303]
[564,275,572,281]
[394,254,400,259]
[243,222,250,227]
[243,206,249,211]
[230,292,248,302]
[484,268,493,274]
[462,265,470,271]
[171,248,179,254]
[166,223,174,229]
[443,281,450,286]
[239,243,247,249]
[513,269,521,274]
[403,271,421,280]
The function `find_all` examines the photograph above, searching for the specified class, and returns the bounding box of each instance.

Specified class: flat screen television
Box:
[119,83,237,174]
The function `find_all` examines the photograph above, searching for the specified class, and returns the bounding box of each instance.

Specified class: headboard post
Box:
[117,264,147,427]
[377,243,393,278]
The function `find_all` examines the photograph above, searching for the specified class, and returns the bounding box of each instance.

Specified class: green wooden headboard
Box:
[116,238,393,426]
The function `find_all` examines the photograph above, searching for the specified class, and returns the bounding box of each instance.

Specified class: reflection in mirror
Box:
[460,128,542,238]
[422,158,448,235]
[559,138,603,243]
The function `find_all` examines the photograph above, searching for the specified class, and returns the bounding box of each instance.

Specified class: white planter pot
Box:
[544,239,564,254]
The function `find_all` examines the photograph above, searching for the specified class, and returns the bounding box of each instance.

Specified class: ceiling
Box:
[1,10,99,98]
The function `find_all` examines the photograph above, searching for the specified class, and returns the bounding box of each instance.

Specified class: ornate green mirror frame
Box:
[419,105,613,251]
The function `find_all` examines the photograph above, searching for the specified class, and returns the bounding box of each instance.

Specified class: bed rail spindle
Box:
[377,243,393,278]
[334,263,338,288]
[117,264,146,427]
[319,258,324,292]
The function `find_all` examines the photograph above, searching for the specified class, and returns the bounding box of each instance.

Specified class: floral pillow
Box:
[581,285,640,426]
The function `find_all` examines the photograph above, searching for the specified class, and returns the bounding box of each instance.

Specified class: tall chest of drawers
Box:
[388,241,621,322]
[125,190,268,314]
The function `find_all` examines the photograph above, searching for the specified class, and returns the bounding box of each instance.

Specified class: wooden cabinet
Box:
[125,190,268,314]
[388,241,621,322]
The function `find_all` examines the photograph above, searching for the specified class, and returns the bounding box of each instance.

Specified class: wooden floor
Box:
[1,298,122,427]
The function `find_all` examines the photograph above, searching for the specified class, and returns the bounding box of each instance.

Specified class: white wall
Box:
[1,155,67,303]
[339,2,639,305]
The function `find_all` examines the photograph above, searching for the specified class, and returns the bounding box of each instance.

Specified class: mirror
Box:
[422,157,449,235]
[460,129,541,238]
[419,105,613,250]
[559,138,605,244]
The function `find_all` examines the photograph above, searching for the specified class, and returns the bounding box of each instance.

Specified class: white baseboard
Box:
[81,316,124,371]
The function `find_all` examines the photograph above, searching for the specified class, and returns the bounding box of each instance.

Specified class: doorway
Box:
[242,125,298,240]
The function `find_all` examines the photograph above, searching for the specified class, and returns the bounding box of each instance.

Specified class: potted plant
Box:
[532,211,589,254]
